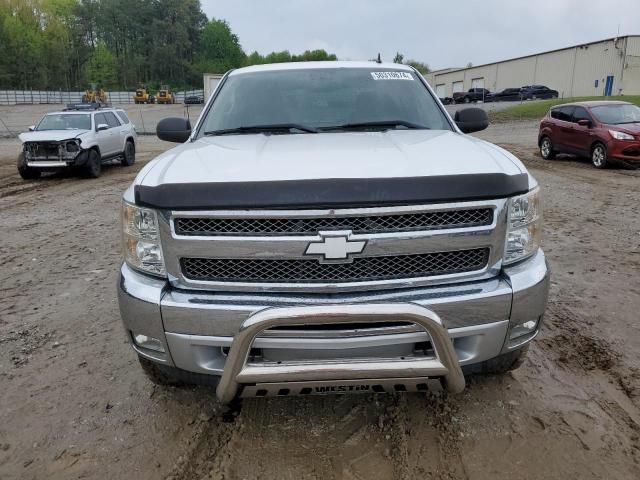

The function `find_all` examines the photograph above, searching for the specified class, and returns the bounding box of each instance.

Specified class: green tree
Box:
[291,49,337,62]
[194,18,245,74]
[86,42,117,86]
[405,60,430,74]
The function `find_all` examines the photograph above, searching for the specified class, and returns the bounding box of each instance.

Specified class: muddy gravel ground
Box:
[1,120,640,479]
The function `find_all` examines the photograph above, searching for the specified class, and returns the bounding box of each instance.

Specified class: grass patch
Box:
[488,96,640,123]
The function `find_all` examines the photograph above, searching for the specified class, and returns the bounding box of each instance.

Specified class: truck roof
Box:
[230,61,415,76]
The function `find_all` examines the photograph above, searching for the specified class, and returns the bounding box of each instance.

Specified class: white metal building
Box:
[203,73,224,101]
[425,35,640,98]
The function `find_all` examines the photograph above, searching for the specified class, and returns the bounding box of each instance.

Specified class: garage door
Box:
[452,81,464,93]
[471,78,485,89]
[435,84,446,98]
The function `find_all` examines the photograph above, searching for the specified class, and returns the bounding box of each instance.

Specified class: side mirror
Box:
[577,119,592,127]
[28,125,35,131]
[157,117,191,143]
[96,123,109,131]
[454,107,489,133]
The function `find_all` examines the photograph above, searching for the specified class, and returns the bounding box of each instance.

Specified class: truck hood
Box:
[134,130,531,209]
[19,130,89,143]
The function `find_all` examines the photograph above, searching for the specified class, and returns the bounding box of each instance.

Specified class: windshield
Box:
[37,114,91,131]
[590,104,640,125]
[200,68,451,135]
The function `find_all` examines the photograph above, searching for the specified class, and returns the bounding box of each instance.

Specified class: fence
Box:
[0,89,204,106]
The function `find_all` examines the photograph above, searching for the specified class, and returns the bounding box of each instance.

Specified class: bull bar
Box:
[216,303,466,404]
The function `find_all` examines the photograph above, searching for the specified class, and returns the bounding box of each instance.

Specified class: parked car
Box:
[439,96,455,105]
[520,85,559,100]
[184,95,205,104]
[492,88,523,102]
[453,88,492,104]
[17,104,137,179]
[118,61,549,403]
[538,101,640,168]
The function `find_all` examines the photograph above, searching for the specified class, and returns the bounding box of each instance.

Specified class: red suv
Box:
[538,101,640,168]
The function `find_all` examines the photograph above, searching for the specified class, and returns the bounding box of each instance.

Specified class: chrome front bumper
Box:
[216,304,465,403]
[118,250,550,403]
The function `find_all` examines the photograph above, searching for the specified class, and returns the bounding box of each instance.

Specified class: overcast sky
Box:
[201,0,640,70]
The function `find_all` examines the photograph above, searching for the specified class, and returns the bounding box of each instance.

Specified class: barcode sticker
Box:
[371,72,414,81]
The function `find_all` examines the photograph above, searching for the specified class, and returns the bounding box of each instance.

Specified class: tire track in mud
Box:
[498,143,640,183]
[162,391,470,480]
[538,301,640,462]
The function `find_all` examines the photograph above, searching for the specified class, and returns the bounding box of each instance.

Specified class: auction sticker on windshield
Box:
[371,72,414,80]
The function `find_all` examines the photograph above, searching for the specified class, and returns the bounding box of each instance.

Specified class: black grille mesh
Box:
[174,208,492,236]
[181,248,489,284]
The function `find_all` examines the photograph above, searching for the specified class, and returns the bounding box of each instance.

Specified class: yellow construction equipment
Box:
[82,83,108,104]
[156,85,175,104]
[133,84,155,104]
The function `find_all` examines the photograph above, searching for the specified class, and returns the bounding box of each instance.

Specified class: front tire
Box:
[462,346,529,376]
[138,356,184,386]
[121,140,135,166]
[464,96,471,104]
[591,142,608,169]
[83,149,102,178]
[540,136,556,159]
[137,356,220,387]
[17,153,41,180]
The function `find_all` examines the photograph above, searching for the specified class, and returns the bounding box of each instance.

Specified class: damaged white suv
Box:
[17,104,137,179]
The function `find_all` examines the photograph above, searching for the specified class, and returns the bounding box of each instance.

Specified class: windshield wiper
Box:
[320,120,430,131]
[204,123,318,136]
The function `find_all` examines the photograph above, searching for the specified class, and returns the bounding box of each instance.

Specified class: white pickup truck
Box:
[18,104,137,179]
[117,62,549,403]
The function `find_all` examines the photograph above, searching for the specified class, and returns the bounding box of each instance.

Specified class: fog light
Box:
[509,319,539,340]
[133,333,165,353]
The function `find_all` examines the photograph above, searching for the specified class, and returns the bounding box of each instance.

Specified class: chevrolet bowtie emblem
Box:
[304,231,367,263]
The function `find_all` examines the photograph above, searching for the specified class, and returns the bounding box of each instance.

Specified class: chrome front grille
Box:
[174,208,493,236]
[181,248,489,284]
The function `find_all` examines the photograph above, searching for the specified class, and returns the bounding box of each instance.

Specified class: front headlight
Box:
[122,201,165,276]
[504,187,541,265]
[609,130,634,141]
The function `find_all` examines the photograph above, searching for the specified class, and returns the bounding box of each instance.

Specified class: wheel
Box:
[82,149,102,178]
[138,356,184,386]
[539,136,556,159]
[461,346,529,376]
[17,153,41,180]
[591,142,608,169]
[122,140,135,166]
[464,96,471,104]
[137,356,220,387]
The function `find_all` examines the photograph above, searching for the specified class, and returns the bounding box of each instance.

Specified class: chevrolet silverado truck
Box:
[118,62,549,403]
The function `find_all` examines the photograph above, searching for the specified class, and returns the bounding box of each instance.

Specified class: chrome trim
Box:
[215,304,465,403]
[164,320,510,377]
[159,199,508,293]
[160,274,513,335]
